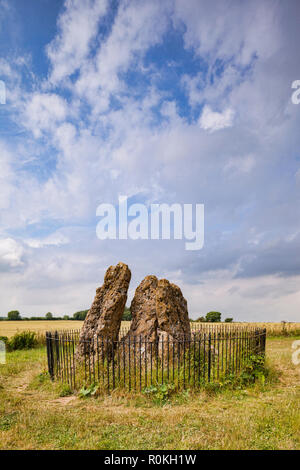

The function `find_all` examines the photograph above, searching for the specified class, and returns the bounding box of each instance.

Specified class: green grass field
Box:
[0,336,299,449]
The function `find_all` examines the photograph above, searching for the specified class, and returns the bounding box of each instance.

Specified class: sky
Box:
[0,0,300,321]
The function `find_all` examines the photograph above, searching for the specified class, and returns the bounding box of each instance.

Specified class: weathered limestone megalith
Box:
[125,275,190,344]
[156,279,190,341]
[125,275,158,342]
[77,262,131,358]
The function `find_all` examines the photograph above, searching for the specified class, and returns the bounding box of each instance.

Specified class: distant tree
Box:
[73,310,88,321]
[122,306,132,321]
[225,317,233,323]
[195,316,206,323]
[63,315,70,320]
[205,311,222,323]
[45,312,53,320]
[7,310,21,321]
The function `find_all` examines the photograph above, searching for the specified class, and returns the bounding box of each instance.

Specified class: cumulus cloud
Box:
[172,0,280,64]
[0,238,24,270]
[23,93,68,138]
[25,232,69,249]
[199,105,234,132]
[47,0,108,84]
[69,0,170,113]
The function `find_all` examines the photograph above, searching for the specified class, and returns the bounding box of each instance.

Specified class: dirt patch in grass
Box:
[48,396,78,406]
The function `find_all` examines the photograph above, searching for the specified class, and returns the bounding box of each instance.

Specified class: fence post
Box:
[46,332,55,380]
[46,332,50,376]
[262,328,267,356]
[255,329,260,355]
[208,333,211,382]
[54,330,60,375]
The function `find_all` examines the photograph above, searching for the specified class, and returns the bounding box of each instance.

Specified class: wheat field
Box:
[0,321,84,338]
[192,321,300,336]
[0,320,299,338]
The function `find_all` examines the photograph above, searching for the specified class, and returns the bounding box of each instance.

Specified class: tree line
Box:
[0,310,88,321]
[0,308,233,323]
[192,311,233,323]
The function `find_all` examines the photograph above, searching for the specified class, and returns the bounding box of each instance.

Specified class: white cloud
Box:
[47,0,108,84]
[183,274,300,322]
[0,58,12,76]
[172,0,280,64]
[0,238,24,270]
[25,232,69,249]
[23,93,68,137]
[73,0,170,112]
[199,105,234,132]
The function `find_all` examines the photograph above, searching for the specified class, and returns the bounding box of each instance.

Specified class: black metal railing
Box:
[46,325,266,392]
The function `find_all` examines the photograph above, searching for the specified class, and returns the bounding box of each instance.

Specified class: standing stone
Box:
[77,262,131,358]
[124,275,158,342]
[156,279,190,341]
[125,275,190,344]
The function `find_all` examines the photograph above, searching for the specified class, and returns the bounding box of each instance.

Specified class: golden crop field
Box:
[249,322,300,335]
[0,320,132,338]
[0,320,299,338]
[0,321,84,338]
[192,321,300,336]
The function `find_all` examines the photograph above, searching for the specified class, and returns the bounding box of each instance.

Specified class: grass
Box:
[0,337,299,449]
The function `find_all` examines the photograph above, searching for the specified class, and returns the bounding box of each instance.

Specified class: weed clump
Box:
[7,331,38,351]
[143,383,175,404]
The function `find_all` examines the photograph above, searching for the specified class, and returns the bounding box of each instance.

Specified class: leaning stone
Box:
[77,262,131,358]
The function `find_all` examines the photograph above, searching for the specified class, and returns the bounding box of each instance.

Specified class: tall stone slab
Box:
[156,279,190,340]
[125,275,190,343]
[124,275,158,342]
[77,262,131,357]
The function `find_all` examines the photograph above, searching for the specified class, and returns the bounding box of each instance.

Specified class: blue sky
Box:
[0,0,300,321]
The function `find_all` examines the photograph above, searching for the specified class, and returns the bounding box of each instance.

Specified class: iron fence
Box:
[46,325,266,392]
